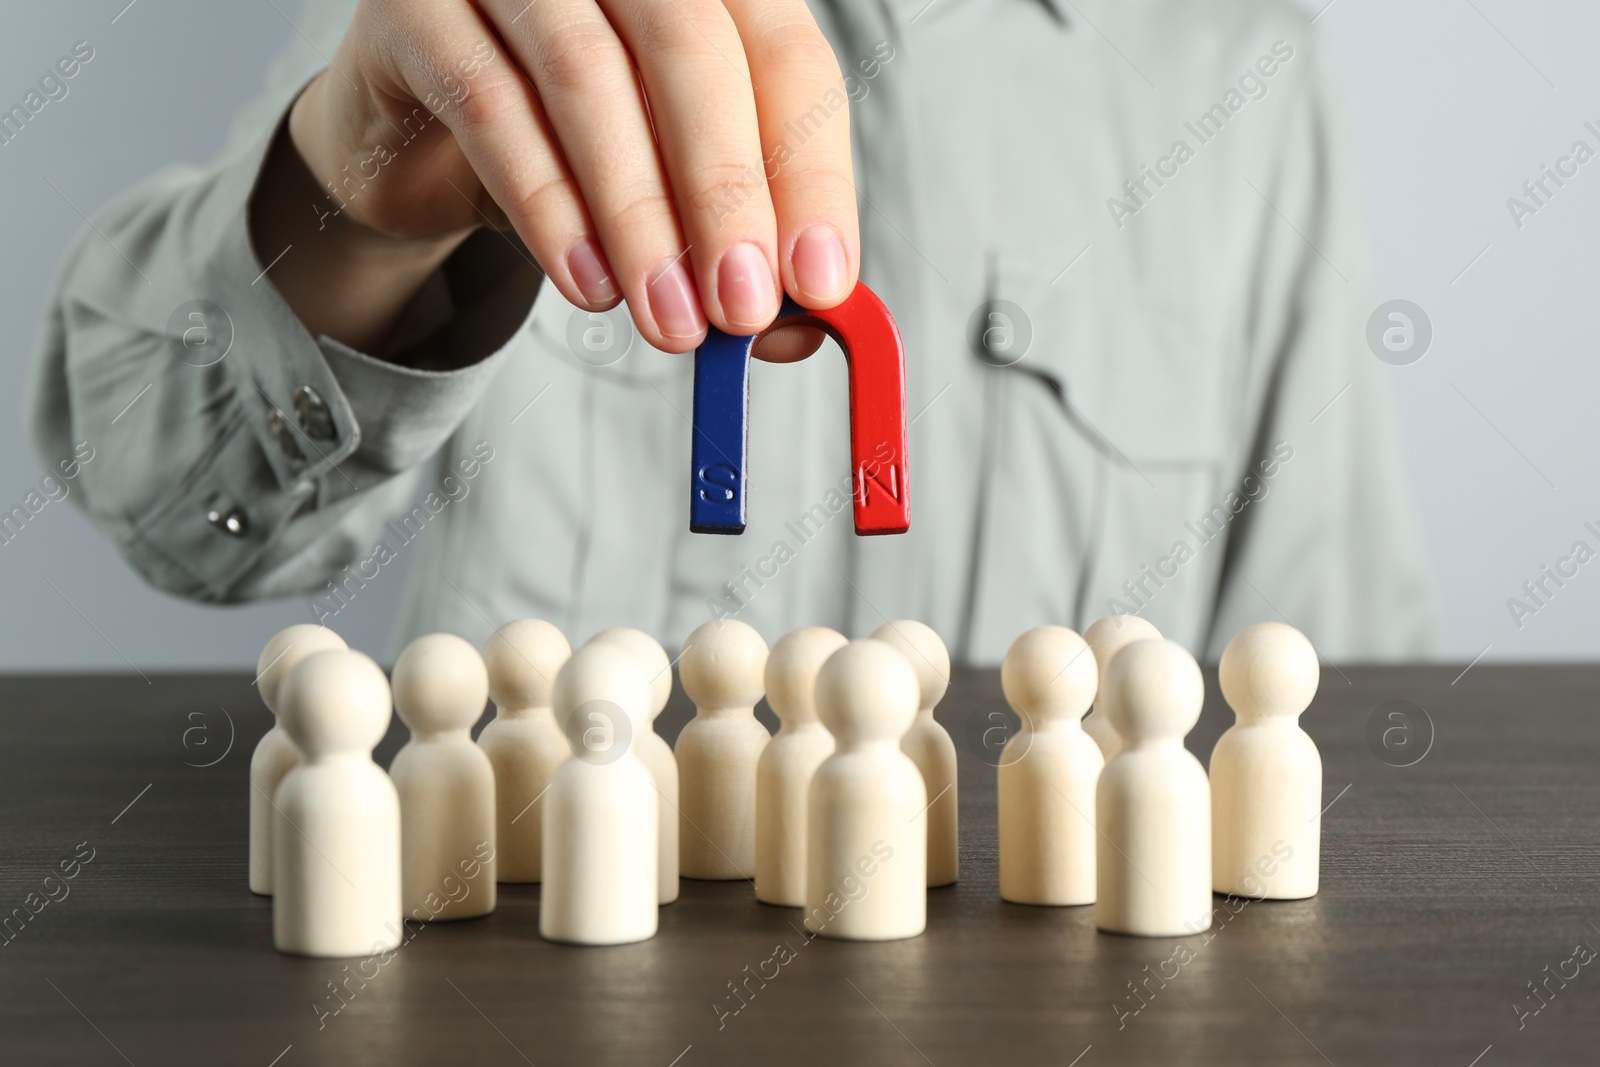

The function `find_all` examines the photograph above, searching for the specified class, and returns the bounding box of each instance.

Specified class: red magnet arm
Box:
[782,284,909,535]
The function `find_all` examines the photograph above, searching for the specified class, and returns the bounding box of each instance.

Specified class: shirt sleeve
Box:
[25,97,542,603]
[1202,34,1439,662]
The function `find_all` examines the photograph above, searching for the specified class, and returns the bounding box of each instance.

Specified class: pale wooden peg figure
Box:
[390,634,497,920]
[1095,638,1212,937]
[250,624,347,896]
[755,626,848,906]
[870,620,958,887]
[477,619,572,883]
[540,642,658,945]
[273,650,401,957]
[1211,622,1322,899]
[806,639,926,941]
[1081,614,1162,761]
[587,627,680,905]
[997,626,1104,906]
[677,619,770,880]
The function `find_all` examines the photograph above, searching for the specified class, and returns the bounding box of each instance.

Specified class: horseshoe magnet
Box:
[690,282,910,536]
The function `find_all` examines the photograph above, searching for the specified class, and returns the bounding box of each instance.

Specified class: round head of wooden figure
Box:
[551,642,652,761]
[257,624,347,715]
[392,633,489,737]
[764,626,849,728]
[278,650,392,760]
[815,640,919,748]
[1218,622,1320,724]
[588,628,672,722]
[1101,639,1203,745]
[484,619,571,714]
[1001,625,1098,727]
[679,619,769,712]
[869,620,950,714]
[1083,614,1162,688]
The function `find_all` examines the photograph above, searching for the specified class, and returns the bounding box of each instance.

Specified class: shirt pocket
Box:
[990,247,1222,467]
[976,249,1227,651]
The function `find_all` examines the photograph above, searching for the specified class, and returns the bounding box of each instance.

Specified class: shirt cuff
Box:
[133,108,541,596]
[214,114,540,499]
[322,228,543,479]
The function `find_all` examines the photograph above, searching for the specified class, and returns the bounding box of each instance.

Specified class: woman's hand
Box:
[280,0,859,357]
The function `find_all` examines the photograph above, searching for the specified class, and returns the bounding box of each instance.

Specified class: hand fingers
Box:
[598,0,780,337]
[374,4,621,314]
[724,0,860,309]
[375,0,857,353]
[486,0,708,351]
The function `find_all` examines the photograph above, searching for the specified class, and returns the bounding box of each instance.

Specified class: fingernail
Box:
[792,225,848,304]
[647,255,706,341]
[567,239,617,305]
[716,242,777,331]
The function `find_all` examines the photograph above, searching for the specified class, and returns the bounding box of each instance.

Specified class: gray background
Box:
[0,0,1593,670]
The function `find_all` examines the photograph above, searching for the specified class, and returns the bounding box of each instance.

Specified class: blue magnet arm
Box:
[690,307,783,534]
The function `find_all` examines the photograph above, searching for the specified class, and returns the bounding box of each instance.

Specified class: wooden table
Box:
[1,666,1596,1066]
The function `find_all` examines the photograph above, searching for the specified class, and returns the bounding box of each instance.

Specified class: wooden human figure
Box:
[1081,614,1161,761]
[273,650,401,958]
[250,624,347,896]
[998,626,1104,906]
[477,619,573,883]
[587,627,680,905]
[389,634,496,920]
[1095,638,1212,937]
[806,639,926,941]
[1211,622,1322,899]
[540,642,658,945]
[870,620,958,887]
[677,619,770,880]
[755,626,848,906]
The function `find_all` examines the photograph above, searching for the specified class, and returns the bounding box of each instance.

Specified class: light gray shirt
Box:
[26,0,1439,664]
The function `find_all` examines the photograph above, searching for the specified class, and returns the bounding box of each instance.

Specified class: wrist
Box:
[286,72,467,264]
[250,72,470,353]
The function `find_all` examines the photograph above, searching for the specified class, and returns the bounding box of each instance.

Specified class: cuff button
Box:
[266,408,305,462]
[292,385,335,441]
[206,506,248,537]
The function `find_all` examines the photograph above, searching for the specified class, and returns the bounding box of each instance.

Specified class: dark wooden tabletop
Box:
[1,665,1597,1066]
